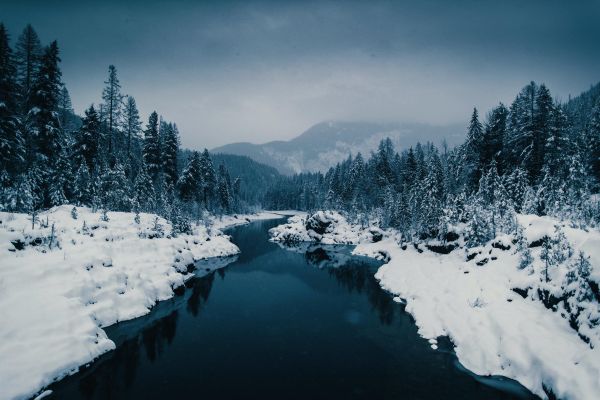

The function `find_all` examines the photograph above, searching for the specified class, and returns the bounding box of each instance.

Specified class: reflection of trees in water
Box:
[303,246,396,326]
[65,270,219,399]
[187,272,216,316]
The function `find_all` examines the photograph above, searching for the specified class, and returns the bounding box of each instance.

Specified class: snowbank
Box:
[0,206,279,400]
[270,211,600,400]
[269,211,384,245]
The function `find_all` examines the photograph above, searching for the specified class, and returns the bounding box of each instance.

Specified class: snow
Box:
[269,211,378,245]
[270,211,600,400]
[0,206,281,400]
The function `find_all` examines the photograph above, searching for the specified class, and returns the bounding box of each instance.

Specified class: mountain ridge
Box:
[212,121,465,174]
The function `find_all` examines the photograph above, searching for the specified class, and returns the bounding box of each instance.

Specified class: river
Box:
[46,217,536,399]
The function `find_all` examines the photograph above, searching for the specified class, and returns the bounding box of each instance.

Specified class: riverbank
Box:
[269,211,600,400]
[0,206,282,400]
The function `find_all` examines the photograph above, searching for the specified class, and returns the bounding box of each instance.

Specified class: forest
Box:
[0,24,249,233]
[265,82,600,248]
[2,22,600,251]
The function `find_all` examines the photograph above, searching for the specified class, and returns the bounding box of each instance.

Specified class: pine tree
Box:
[530,84,554,182]
[134,162,155,211]
[505,82,537,181]
[0,24,24,176]
[199,149,216,208]
[57,85,76,135]
[100,163,131,211]
[14,24,42,111]
[565,251,593,302]
[217,163,232,212]
[540,225,573,282]
[73,161,91,205]
[481,103,507,172]
[161,122,179,188]
[29,41,63,206]
[177,151,202,202]
[143,111,161,182]
[461,107,484,190]
[587,98,600,185]
[503,167,528,212]
[75,105,101,171]
[29,41,62,163]
[123,96,141,158]
[101,65,123,156]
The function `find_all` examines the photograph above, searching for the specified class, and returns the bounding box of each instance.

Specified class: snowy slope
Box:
[270,212,600,400]
[0,206,280,400]
[213,121,464,174]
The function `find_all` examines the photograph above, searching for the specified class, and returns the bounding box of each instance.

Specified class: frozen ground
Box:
[270,212,600,400]
[0,206,280,400]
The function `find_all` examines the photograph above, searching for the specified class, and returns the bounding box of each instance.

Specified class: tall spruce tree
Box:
[14,24,41,111]
[143,111,161,182]
[0,23,24,176]
[75,105,101,172]
[101,65,123,156]
[161,122,179,188]
[123,95,141,158]
[199,149,216,208]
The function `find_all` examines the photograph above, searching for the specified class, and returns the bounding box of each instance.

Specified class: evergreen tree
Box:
[199,149,216,208]
[530,84,554,182]
[101,65,123,156]
[134,162,155,211]
[587,98,600,185]
[123,95,141,158]
[161,122,179,188]
[29,41,62,163]
[217,163,232,212]
[461,107,484,190]
[73,161,91,205]
[75,105,101,171]
[177,151,202,202]
[0,23,24,176]
[481,103,507,172]
[143,111,161,182]
[14,24,42,110]
[57,85,77,135]
[506,82,537,181]
[100,163,130,211]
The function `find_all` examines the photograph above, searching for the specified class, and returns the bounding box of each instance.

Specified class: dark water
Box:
[47,218,537,400]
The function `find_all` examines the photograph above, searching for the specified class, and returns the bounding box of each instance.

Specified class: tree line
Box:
[0,24,244,230]
[265,81,600,246]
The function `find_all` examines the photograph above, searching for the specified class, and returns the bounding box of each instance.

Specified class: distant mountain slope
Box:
[212,121,465,174]
[178,150,280,204]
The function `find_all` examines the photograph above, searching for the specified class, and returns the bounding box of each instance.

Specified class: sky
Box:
[3,0,600,149]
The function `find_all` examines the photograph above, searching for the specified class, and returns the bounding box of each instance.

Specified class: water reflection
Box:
[289,243,396,325]
[47,257,227,400]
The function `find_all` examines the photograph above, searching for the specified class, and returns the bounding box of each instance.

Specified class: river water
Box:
[47,218,536,399]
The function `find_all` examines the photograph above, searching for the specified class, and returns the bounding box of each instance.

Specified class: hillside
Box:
[212,121,464,174]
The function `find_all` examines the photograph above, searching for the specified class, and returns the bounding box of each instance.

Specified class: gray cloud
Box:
[3,0,599,149]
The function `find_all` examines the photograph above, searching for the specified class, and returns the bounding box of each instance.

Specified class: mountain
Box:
[212,121,465,174]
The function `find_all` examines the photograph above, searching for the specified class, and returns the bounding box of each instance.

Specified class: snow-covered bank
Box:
[0,206,280,400]
[270,211,600,400]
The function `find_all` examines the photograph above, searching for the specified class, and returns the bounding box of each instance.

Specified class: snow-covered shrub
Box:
[540,225,573,283]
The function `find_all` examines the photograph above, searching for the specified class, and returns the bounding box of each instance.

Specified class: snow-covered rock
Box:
[0,206,280,400]
[269,211,382,245]
[270,211,600,400]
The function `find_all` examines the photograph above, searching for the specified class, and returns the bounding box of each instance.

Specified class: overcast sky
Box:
[3,0,600,149]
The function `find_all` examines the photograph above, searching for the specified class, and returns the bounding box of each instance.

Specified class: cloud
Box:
[3,0,599,149]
